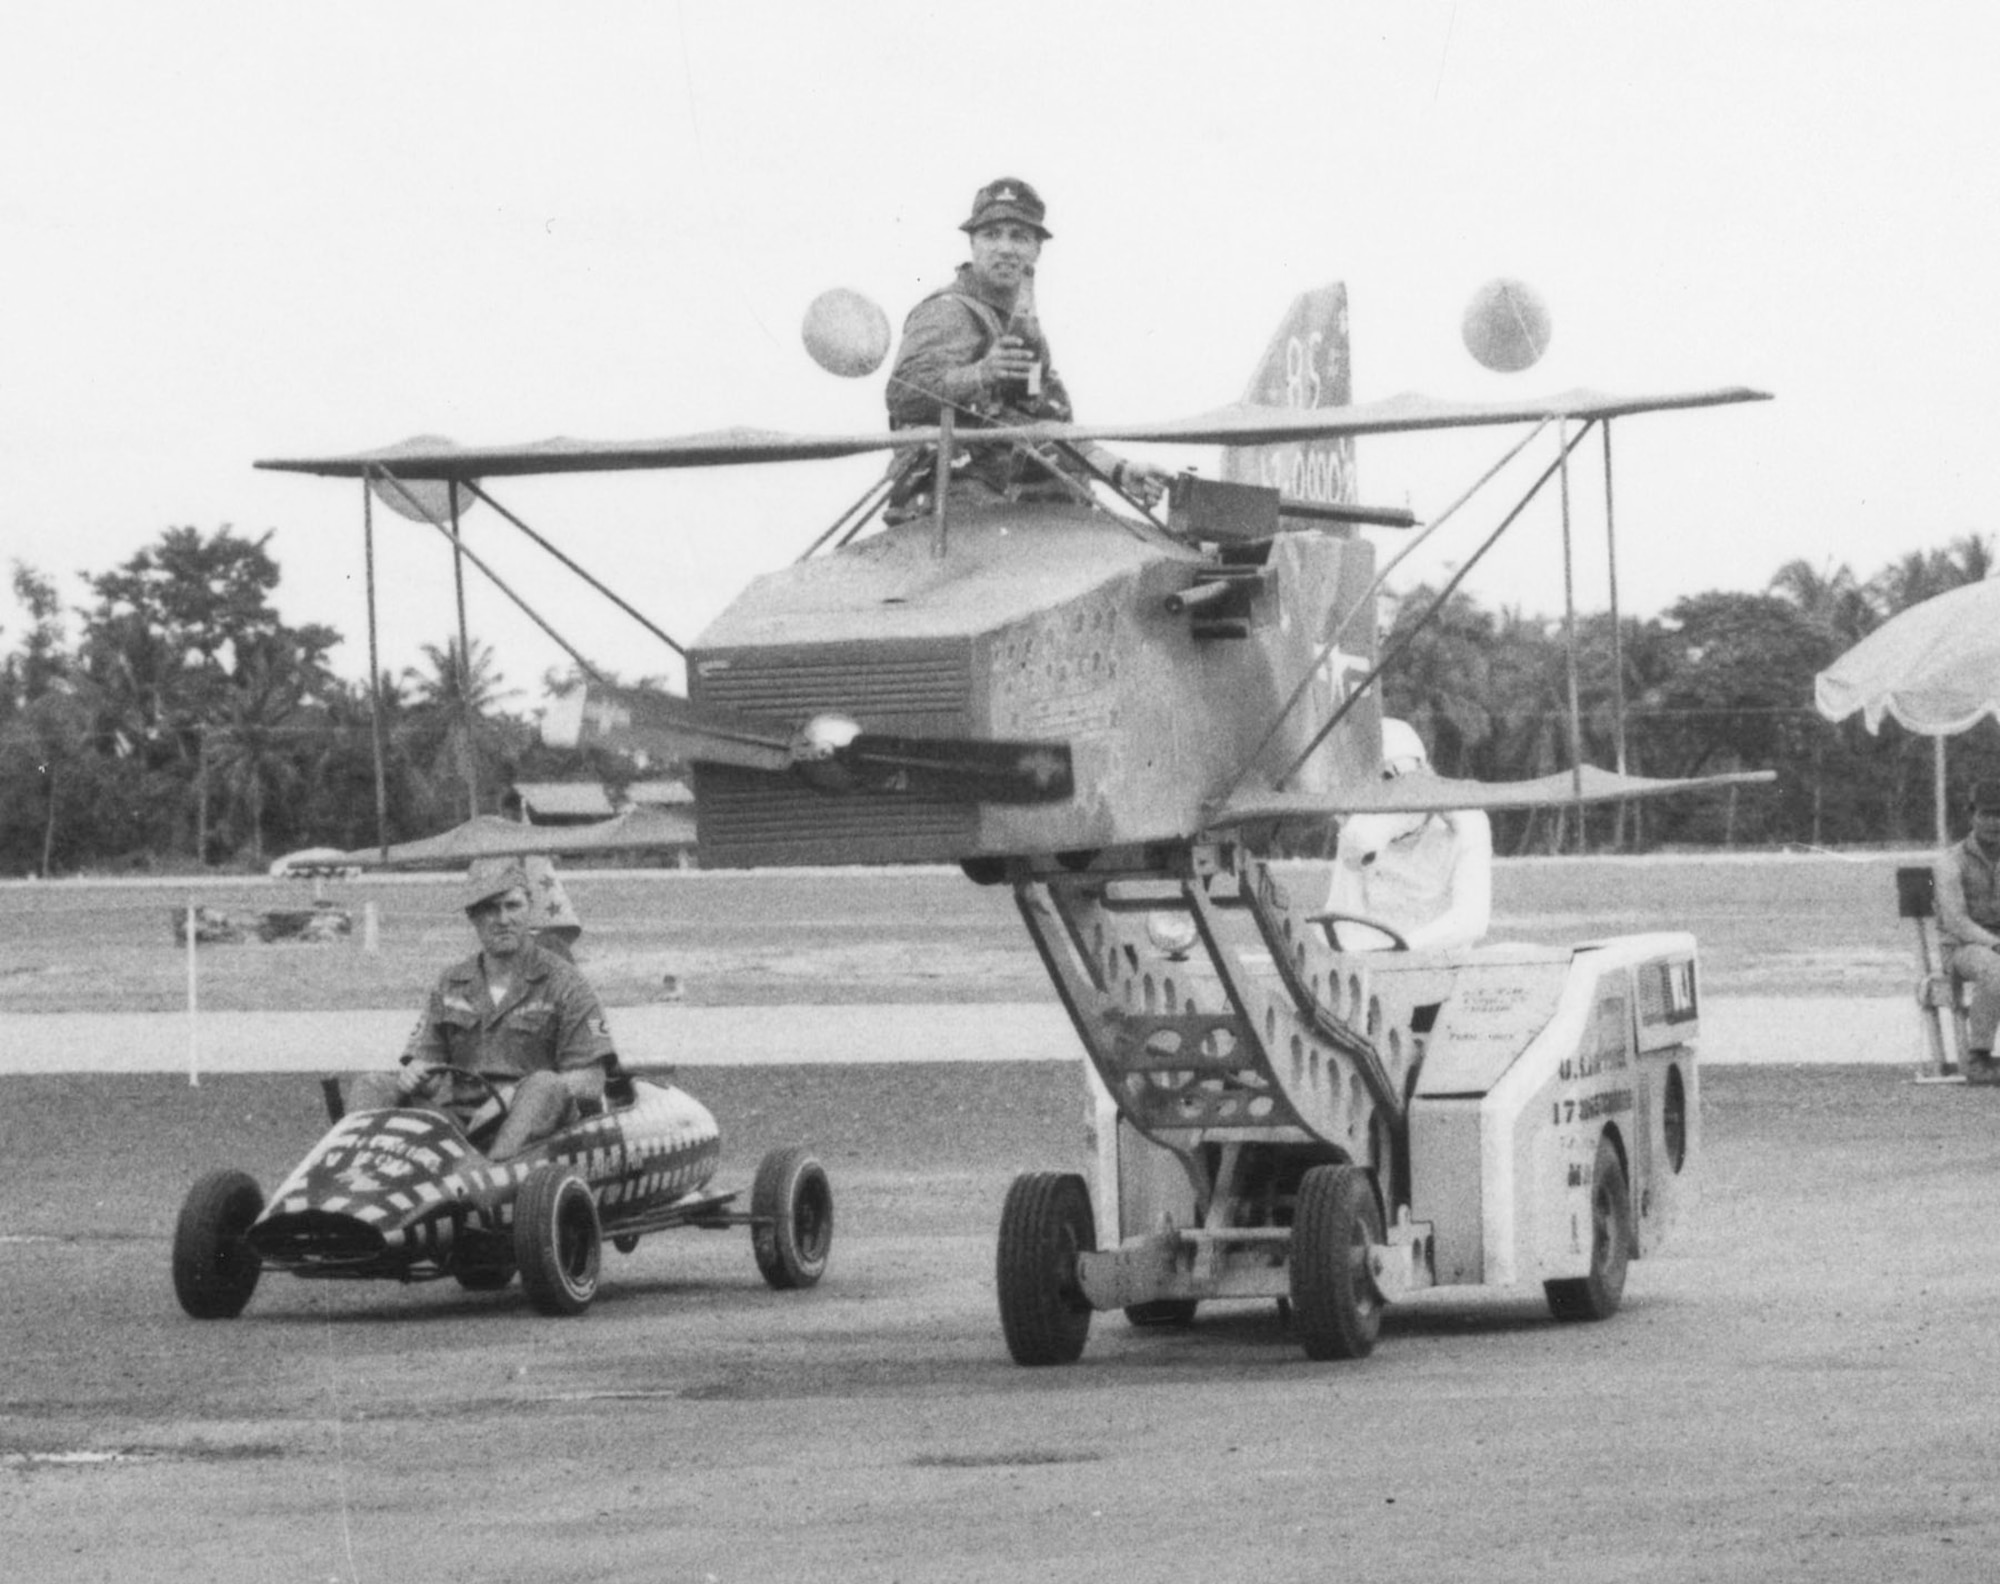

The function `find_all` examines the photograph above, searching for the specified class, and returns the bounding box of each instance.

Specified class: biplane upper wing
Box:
[1210,764,1775,826]
[254,386,1771,480]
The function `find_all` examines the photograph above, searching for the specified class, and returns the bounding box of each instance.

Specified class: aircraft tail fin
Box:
[1220,283,1355,505]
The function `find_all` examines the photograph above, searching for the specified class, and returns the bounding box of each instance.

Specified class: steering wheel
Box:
[1307,910,1412,953]
[405,1064,510,1109]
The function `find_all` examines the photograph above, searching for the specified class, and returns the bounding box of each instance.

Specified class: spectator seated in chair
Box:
[1933,779,2000,1085]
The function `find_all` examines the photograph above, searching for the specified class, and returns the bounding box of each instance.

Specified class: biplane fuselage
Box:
[685,495,1383,867]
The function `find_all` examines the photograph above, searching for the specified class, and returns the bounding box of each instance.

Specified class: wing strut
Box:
[465,482,687,659]
[367,466,612,686]
[1214,417,1557,809]
[1277,419,1599,791]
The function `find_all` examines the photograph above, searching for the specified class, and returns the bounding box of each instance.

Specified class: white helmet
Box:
[1379,718,1430,778]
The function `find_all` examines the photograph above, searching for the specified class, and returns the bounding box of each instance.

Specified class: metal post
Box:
[1936,736,1949,847]
[1557,421,1586,852]
[185,901,200,1087]
[1602,424,1630,850]
[194,723,209,868]
[364,481,390,861]
[449,485,476,820]
[932,408,955,561]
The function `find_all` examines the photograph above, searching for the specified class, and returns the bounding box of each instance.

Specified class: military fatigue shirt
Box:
[402,942,616,1081]
[1935,835,2000,951]
[885,264,1117,494]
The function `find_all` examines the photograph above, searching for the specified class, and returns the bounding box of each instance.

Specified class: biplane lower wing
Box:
[254,386,1771,481]
[1210,765,1776,825]
[334,808,696,869]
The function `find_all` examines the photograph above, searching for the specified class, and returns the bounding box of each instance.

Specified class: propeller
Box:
[542,681,1073,805]
[542,682,790,774]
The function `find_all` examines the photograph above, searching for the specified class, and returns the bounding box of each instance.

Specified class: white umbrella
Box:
[1815,578,2000,734]
[1814,578,2000,840]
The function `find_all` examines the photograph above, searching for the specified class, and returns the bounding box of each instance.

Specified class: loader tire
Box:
[1545,1134,1631,1322]
[997,1172,1096,1366]
[1290,1164,1384,1361]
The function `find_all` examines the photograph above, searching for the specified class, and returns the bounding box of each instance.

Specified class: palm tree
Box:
[1378,584,1496,778]
[402,637,521,824]
[204,649,314,866]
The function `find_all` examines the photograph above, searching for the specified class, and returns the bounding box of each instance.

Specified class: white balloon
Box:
[1461,278,1552,374]
[802,288,891,378]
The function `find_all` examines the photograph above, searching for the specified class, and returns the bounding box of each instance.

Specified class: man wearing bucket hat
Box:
[346,857,617,1154]
[886,176,1169,510]
[1934,780,2000,1083]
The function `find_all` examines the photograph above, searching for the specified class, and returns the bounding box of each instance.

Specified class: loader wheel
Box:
[514,1164,601,1316]
[1290,1164,1384,1361]
[172,1169,265,1320]
[751,1147,833,1290]
[1545,1135,1631,1322]
[997,1172,1096,1366]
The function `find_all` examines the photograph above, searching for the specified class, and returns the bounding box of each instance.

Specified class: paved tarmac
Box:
[0,994,1928,1074]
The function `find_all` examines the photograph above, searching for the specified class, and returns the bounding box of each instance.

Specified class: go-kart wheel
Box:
[751,1147,833,1290]
[1124,1299,1198,1329]
[453,1264,515,1292]
[172,1169,265,1320]
[514,1164,601,1316]
[1289,1163,1385,1361]
[1545,1135,1632,1322]
[996,1171,1096,1366]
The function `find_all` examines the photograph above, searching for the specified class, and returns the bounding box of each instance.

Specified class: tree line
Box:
[0,527,619,876]
[1,525,1994,876]
[1379,534,2000,852]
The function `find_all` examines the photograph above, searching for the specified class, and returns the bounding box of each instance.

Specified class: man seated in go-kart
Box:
[347,858,617,1157]
[1322,717,1493,953]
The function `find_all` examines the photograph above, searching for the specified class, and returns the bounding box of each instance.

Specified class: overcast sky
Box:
[4,2,1995,698]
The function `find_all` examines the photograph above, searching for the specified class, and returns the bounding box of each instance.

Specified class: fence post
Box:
[185,902,200,1088]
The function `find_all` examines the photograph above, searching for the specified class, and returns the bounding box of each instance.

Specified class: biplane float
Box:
[257,285,1770,1362]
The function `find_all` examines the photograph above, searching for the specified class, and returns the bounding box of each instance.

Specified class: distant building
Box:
[624,778,694,809]
[501,778,699,865]
[506,781,617,826]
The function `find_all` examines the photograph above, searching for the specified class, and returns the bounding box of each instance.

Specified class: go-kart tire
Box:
[996,1171,1096,1366]
[751,1147,833,1290]
[172,1169,265,1320]
[1545,1135,1632,1322]
[1124,1299,1198,1329]
[453,1264,515,1292]
[514,1164,601,1316]
[1289,1164,1385,1361]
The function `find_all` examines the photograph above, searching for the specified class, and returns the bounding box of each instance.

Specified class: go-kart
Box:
[172,1064,832,1318]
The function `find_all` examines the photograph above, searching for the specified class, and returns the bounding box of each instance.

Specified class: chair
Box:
[1897,865,1970,1083]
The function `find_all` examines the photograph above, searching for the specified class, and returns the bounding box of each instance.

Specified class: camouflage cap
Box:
[461,858,531,914]
[960,177,1051,239]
